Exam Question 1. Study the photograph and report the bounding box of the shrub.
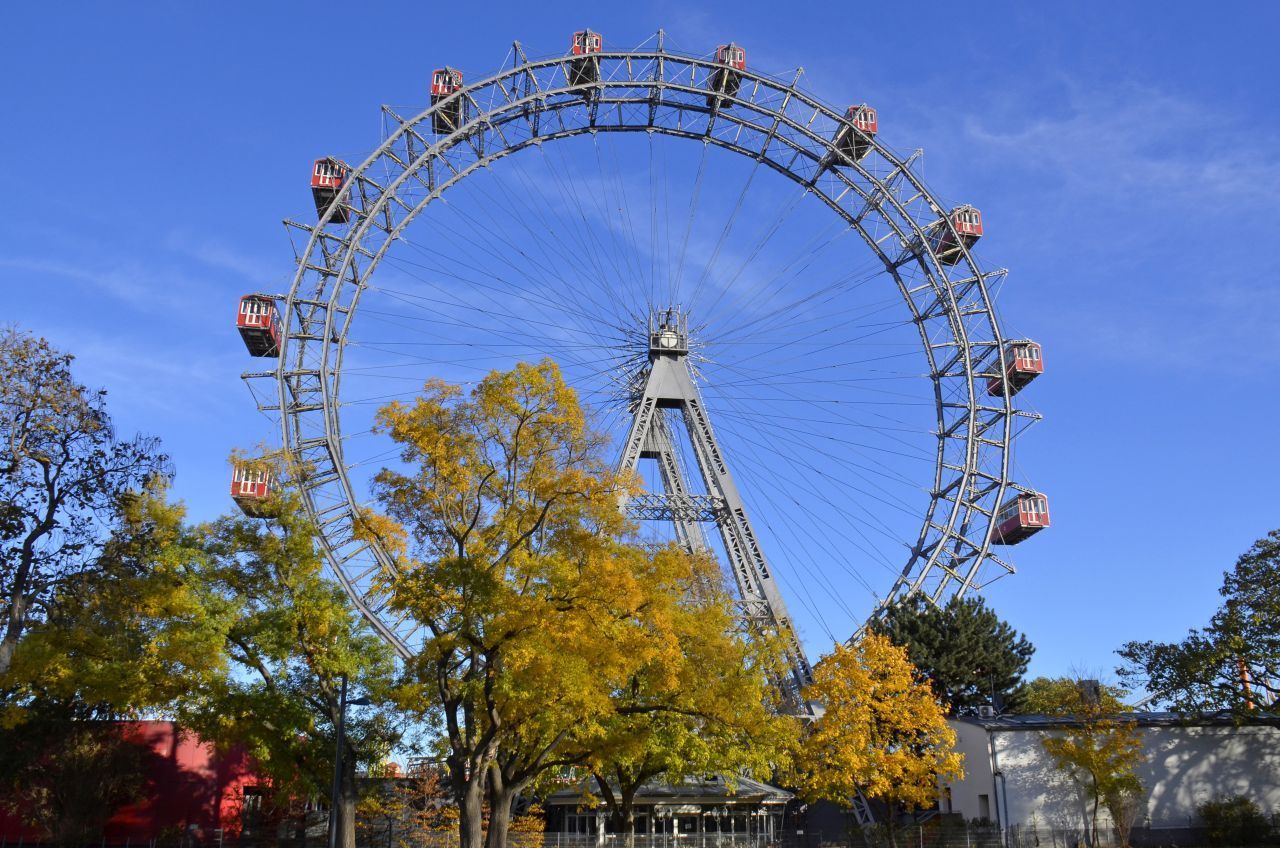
[1197,795,1273,847]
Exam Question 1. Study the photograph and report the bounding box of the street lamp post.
[328,674,373,848]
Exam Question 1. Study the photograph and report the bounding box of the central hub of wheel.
[648,307,690,357]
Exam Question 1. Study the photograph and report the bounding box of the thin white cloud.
[963,81,1280,209]
[164,231,281,287]
[0,256,194,310]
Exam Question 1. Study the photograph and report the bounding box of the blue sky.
[4,2,1279,687]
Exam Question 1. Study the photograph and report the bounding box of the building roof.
[545,774,793,807]
[954,710,1280,731]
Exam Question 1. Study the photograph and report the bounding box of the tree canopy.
[368,360,789,848]
[789,632,963,815]
[869,593,1034,716]
[177,480,404,848]
[1118,529,1280,715]
[1019,677,1145,847]
[1,328,170,680]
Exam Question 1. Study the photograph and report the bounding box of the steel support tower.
[617,308,815,713]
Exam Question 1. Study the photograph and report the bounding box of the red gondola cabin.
[231,463,275,517]
[431,68,465,135]
[928,205,983,265]
[311,157,351,224]
[706,44,746,109]
[987,340,1043,397]
[833,104,878,162]
[568,30,603,87]
[992,492,1049,544]
[236,295,281,358]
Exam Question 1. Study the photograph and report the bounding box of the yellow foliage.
[364,360,786,848]
[791,632,963,811]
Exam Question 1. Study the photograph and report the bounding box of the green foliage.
[1,327,170,680]
[4,480,227,722]
[1018,677,1130,714]
[1119,530,1280,715]
[0,707,150,847]
[870,594,1034,715]
[178,480,403,845]
[1197,795,1274,847]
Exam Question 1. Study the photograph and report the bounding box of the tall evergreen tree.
[869,594,1034,715]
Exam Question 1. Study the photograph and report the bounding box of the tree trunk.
[0,548,35,676]
[619,784,639,847]
[485,770,514,848]
[593,774,623,834]
[0,593,27,676]
[455,768,486,848]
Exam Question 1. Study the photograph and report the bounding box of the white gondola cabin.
[833,104,878,162]
[992,492,1049,544]
[231,463,276,517]
[430,68,465,135]
[706,43,746,109]
[928,205,983,265]
[568,29,603,88]
[236,295,281,358]
[311,157,351,223]
[987,340,1043,397]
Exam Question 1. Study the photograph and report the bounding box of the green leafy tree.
[4,479,226,718]
[0,332,221,841]
[1,327,169,679]
[870,594,1034,715]
[179,482,403,848]
[0,708,152,847]
[1020,678,1145,847]
[1119,530,1280,715]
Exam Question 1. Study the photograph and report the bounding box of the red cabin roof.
[846,104,878,135]
[572,30,602,55]
[311,157,348,190]
[715,44,746,70]
[431,68,463,97]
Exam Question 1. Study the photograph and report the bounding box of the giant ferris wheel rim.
[263,39,1023,660]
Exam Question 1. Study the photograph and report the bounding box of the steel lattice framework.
[243,35,1038,671]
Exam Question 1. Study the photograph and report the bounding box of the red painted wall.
[0,721,259,842]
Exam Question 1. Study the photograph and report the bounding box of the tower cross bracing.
[617,309,815,710]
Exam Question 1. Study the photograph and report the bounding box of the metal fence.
[0,825,1247,848]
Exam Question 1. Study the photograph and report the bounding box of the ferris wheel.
[234,30,1048,703]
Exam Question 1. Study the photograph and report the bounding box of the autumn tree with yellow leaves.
[1020,678,1145,847]
[789,633,963,841]
[584,549,797,838]
[365,360,790,848]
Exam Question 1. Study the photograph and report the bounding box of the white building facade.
[942,713,1280,844]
